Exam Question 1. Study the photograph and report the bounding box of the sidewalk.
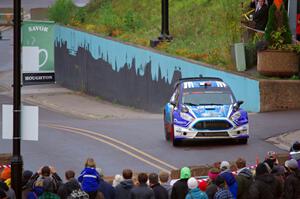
[0,70,161,120]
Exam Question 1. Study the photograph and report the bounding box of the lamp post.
[150,0,172,47]
[11,0,23,198]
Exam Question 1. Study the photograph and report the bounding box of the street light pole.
[150,0,172,47]
[11,0,23,198]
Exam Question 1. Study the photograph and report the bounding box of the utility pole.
[11,0,23,198]
[150,0,172,47]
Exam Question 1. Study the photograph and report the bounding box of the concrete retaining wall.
[260,80,300,112]
[54,25,260,113]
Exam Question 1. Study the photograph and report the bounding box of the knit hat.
[187,177,198,190]
[285,159,298,170]
[208,168,220,181]
[0,167,11,180]
[220,161,230,170]
[198,180,208,191]
[291,141,300,152]
[180,167,191,179]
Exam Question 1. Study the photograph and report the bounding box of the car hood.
[186,105,230,118]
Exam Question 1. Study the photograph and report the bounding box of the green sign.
[22,20,54,72]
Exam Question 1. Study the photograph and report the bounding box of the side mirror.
[233,100,244,111]
[170,100,176,107]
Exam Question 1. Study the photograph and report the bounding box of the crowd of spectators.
[0,141,300,199]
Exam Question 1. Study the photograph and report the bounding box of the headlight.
[230,111,241,121]
[180,112,194,122]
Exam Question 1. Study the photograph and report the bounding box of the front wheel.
[172,138,180,147]
[239,138,248,144]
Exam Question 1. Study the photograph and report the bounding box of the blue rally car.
[163,77,249,146]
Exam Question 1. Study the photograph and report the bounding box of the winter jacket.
[98,178,115,199]
[235,168,253,199]
[151,183,168,199]
[171,179,189,199]
[115,179,134,199]
[130,183,155,199]
[205,182,218,199]
[161,183,172,199]
[57,178,81,199]
[283,169,300,199]
[78,167,100,192]
[214,188,233,199]
[185,188,208,199]
[248,173,282,199]
[219,170,237,199]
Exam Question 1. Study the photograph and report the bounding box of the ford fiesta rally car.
[163,77,249,146]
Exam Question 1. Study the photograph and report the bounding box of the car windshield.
[182,91,234,105]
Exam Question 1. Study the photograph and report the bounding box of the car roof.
[175,77,231,90]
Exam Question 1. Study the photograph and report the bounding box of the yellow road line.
[46,124,178,172]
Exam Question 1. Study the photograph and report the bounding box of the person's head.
[220,161,230,171]
[159,171,170,183]
[285,159,299,171]
[137,173,148,184]
[236,157,246,169]
[180,167,191,179]
[122,169,133,180]
[215,175,226,188]
[22,170,33,186]
[65,170,75,180]
[187,177,198,190]
[199,180,208,191]
[255,162,269,176]
[113,174,124,187]
[258,0,265,6]
[148,173,159,185]
[265,151,277,164]
[0,167,11,181]
[208,167,220,182]
[85,158,96,168]
[291,141,300,152]
[43,177,55,192]
[41,166,51,177]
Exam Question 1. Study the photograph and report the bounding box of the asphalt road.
[1,93,300,177]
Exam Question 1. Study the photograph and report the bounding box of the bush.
[48,0,76,24]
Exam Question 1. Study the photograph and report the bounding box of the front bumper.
[173,119,249,140]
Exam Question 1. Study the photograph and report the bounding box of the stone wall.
[260,80,300,112]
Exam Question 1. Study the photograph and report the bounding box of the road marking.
[45,124,178,172]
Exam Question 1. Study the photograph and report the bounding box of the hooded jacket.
[248,173,282,199]
[115,179,134,199]
[185,187,208,199]
[171,167,191,199]
[219,169,237,199]
[283,169,300,199]
[236,168,253,199]
[78,167,100,192]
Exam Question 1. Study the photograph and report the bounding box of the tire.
[163,112,171,141]
[172,139,180,147]
[239,138,248,144]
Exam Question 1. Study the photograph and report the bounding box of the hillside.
[49,0,249,70]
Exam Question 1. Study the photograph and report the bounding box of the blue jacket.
[219,170,238,199]
[78,167,100,192]
[185,188,208,199]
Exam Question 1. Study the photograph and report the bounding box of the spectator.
[78,158,101,199]
[289,141,300,168]
[283,159,300,199]
[214,175,233,199]
[205,168,220,199]
[185,177,208,199]
[0,167,15,199]
[271,165,286,193]
[149,172,168,199]
[112,174,123,187]
[115,169,134,199]
[0,181,15,199]
[250,0,273,8]
[159,171,172,198]
[251,0,269,31]
[198,180,207,192]
[130,172,154,199]
[265,151,279,166]
[248,162,282,199]
[57,170,86,199]
[22,170,33,199]
[38,177,60,199]
[171,167,191,199]
[235,157,253,199]
[97,168,116,199]
[219,161,238,199]
[0,189,7,199]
